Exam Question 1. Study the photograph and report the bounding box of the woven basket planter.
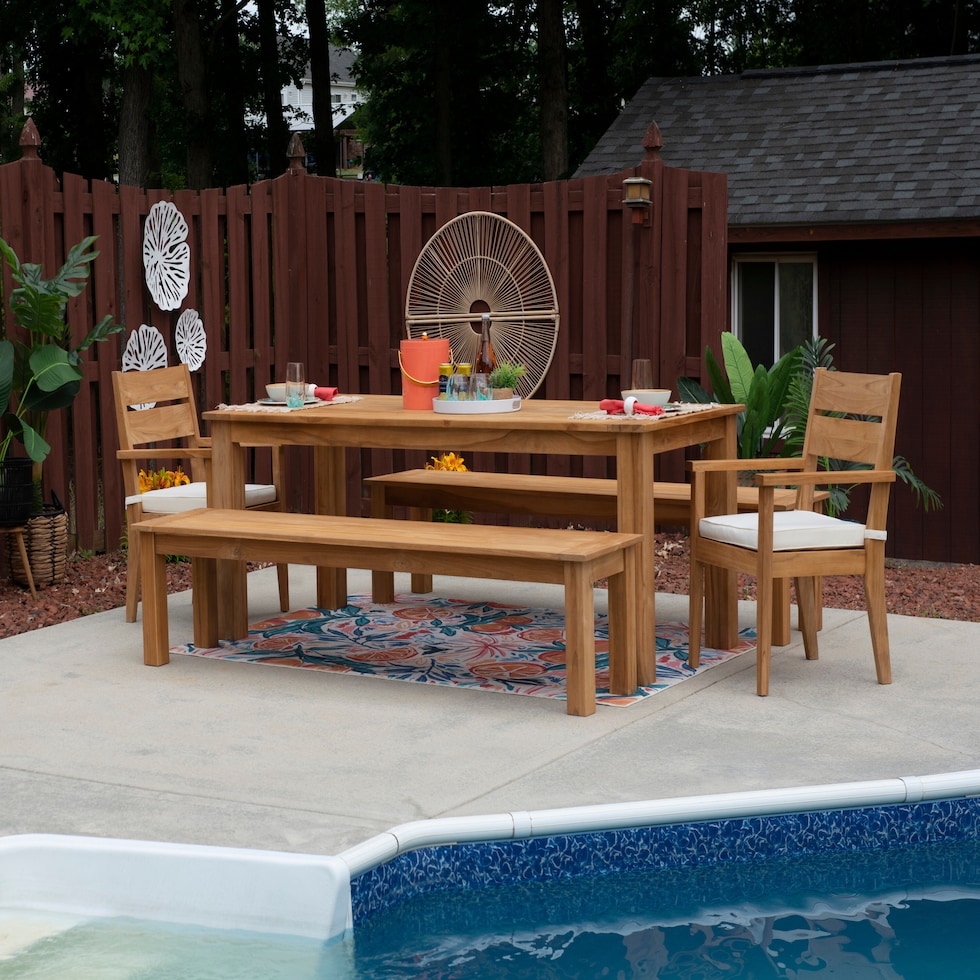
[10,496,68,587]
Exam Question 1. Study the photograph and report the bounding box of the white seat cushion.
[126,482,277,514]
[699,509,868,552]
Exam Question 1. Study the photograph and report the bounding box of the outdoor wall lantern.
[622,177,652,225]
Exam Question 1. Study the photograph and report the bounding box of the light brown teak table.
[202,395,742,687]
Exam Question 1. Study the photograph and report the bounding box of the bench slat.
[365,470,802,525]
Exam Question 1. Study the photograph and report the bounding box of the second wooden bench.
[366,469,821,644]
[135,508,642,717]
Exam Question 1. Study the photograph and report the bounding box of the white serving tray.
[432,396,522,415]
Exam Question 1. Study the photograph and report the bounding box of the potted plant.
[488,361,526,399]
[0,235,122,574]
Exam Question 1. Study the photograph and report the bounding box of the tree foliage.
[2,1,979,187]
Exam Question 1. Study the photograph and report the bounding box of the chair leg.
[126,517,141,623]
[795,576,819,660]
[756,574,773,697]
[688,559,704,669]
[864,551,892,685]
[276,564,289,611]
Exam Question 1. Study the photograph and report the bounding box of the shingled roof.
[575,54,980,228]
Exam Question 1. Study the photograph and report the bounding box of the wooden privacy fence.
[0,124,727,556]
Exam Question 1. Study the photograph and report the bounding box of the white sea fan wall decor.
[175,308,207,371]
[143,201,190,311]
[121,324,169,409]
[123,324,168,372]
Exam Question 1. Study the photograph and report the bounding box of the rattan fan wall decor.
[405,211,559,399]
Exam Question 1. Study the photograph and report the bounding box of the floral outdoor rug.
[172,595,756,707]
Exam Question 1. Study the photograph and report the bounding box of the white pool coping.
[338,767,980,877]
[0,834,352,942]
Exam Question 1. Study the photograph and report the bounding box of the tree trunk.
[537,0,569,181]
[215,0,250,186]
[257,0,289,176]
[433,0,454,185]
[117,62,153,187]
[173,0,213,188]
[306,0,337,177]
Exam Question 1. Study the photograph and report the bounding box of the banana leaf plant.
[781,336,942,515]
[678,332,941,516]
[0,236,123,495]
[677,331,802,458]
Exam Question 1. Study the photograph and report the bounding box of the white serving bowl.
[621,388,671,406]
[266,383,287,401]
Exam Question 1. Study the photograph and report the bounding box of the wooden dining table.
[202,395,742,687]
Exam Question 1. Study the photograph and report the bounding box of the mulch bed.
[0,533,977,640]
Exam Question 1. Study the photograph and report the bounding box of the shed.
[577,54,980,565]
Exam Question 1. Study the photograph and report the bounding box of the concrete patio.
[1,564,977,859]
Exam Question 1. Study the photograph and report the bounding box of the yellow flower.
[138,466,191,492]
[425,452,467,472]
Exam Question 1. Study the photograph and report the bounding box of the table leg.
[606,552,637,696]
[617,432,656,686]
[211,426,248,639]
[140,529,170,667]
[315,445,348,608]
[703,416,738,649]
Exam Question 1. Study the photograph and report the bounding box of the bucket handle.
[397,350,440,387]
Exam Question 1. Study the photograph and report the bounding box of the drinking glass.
[448,373,470,401]
[631,358,654,390]
[471,373,491,401]
[285,362,306,408]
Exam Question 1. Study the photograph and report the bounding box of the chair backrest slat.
[799,368,902,528]
[802,369,901,472]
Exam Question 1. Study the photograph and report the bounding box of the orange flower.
[425,452,467,472]
[138,466,191,493]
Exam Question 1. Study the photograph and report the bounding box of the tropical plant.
[782,336,942,515]
[679,332,941,516]
[0,236,123,481]
[677,331,802,459]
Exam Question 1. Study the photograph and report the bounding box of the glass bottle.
[474,313,497,376]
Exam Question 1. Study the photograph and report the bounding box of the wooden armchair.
[112,364,289,622]
[688,368,902,696]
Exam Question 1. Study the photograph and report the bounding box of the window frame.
[731,253,818,364]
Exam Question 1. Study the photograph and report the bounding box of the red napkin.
[599,398,664,416]
[314,386,339,401]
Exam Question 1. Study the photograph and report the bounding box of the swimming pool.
[3,769,979,976]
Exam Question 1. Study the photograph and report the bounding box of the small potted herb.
[488,361,526,399]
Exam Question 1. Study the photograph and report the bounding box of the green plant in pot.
[0,235,123,523]
[488,361,526,398]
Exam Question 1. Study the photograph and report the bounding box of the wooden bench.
[135,508,642,717]
[366,469,814,633]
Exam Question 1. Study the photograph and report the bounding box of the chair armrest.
[117,448,213,461]
[687,457,805,474]
[755,469,896,487]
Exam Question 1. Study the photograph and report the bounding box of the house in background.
[576,54,980,564]
[281,45,364,177]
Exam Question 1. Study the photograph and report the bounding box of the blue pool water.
[347,795,980,978]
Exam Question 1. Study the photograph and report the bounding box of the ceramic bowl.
[621,388,671,406]
[265,383,287,401]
